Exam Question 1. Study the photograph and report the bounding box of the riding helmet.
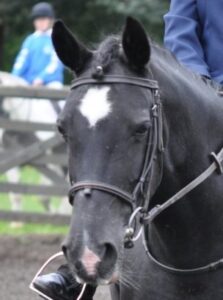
[31,2,55,19]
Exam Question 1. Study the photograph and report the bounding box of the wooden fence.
[0,85,71,225]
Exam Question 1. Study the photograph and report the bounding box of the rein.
[68,67,223,275]
[142,148,223,274]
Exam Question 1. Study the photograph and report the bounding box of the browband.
[71,75,159,90]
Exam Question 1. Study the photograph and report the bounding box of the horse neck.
[149,55,223,268]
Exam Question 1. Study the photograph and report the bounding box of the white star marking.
[79,86,112,127]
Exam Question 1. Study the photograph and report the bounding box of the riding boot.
[33,264,97,300]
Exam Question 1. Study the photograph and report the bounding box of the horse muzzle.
[62,240,118,284]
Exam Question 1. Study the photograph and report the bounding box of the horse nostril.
[104,243,117,260]
[99,243,117,275]
[61,244,68,258]
[75,260,83,272]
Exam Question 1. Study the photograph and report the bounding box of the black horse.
[52,17,223,300]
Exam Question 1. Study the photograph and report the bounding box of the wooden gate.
[0,85,71,225]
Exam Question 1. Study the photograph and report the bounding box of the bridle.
[69,68,163,216]
[68,66,223,275]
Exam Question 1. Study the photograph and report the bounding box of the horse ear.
[122,17,150,68]
[52,20,92,73]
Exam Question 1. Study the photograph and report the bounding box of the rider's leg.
[33,264,97,300]
[201,75,223,96]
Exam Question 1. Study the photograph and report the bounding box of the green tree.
[0,0,169,73]
[91,0,168,40]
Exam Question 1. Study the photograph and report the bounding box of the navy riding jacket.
[164,0,223,84]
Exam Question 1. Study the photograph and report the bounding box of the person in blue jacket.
[164,0,223,88]
[12,2,63,87]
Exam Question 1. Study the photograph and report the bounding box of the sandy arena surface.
[0,235,111,300]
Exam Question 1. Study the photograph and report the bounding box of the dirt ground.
[0,235,111,300]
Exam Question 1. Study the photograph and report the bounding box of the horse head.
[52,17,163,285]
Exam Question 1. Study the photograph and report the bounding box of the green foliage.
[0,166,68,235]
[0,221,68,235]
[91,0,168,39]
[0,0,169,75]
[0,166,62,212]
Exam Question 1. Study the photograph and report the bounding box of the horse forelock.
[92,36,121,72]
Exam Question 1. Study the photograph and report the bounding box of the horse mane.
[93,35,200,80]
[91,34,219,103]
[151,42,206,85]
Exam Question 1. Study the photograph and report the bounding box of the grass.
[0,221,68,235]
[0,166,62,212]
[0,166,69,235]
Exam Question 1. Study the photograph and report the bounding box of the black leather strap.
[143,147,223,224]
[143,229,223,274]
[142,147,223,274]
[71,75,159,90]
[69,181,134,210]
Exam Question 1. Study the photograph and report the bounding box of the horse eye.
[135,122,150,136]
[57,120,67,140]
[57,123,65,136]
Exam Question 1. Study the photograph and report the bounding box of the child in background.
[12,2,64,87]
